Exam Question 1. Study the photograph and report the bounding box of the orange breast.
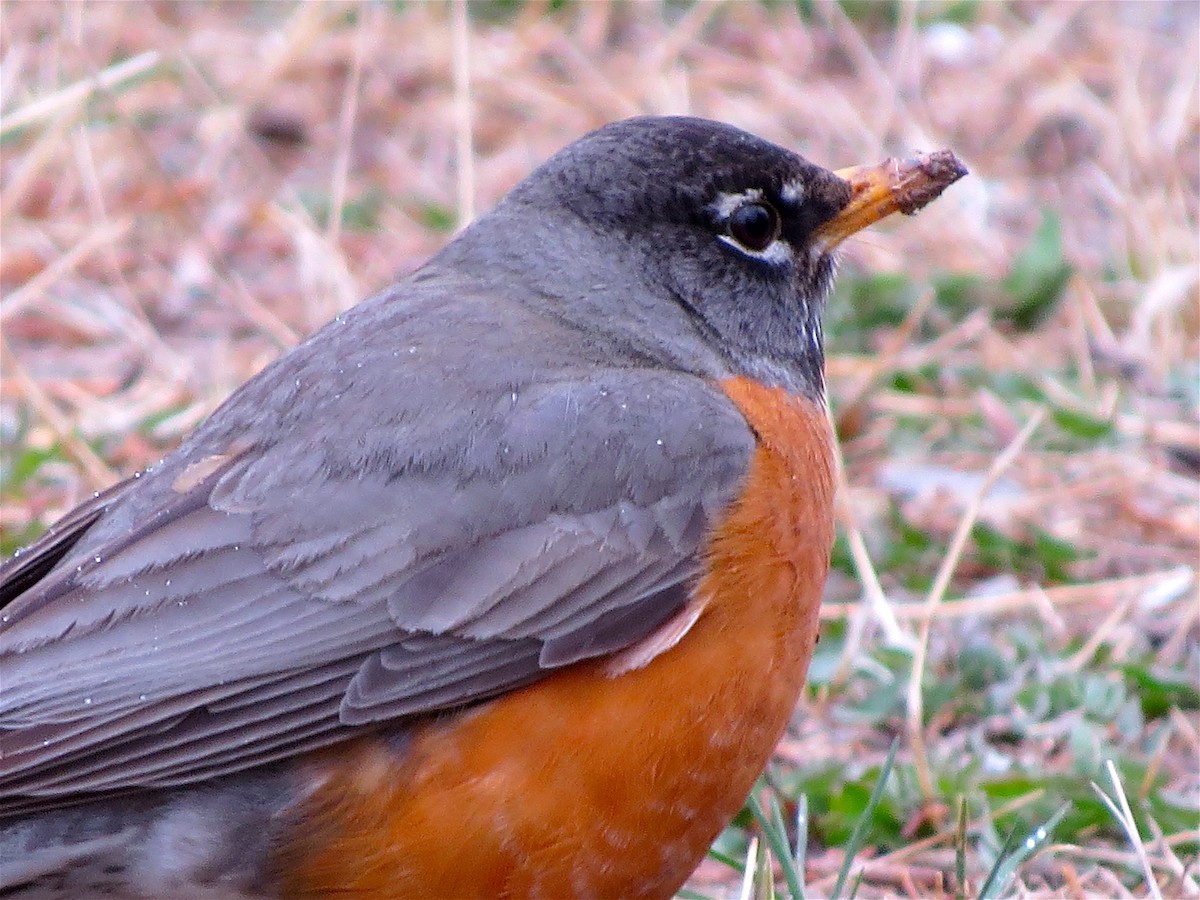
[276,377,836,899]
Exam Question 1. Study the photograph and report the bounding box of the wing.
[0,479,136,608]
[0,337,754,813]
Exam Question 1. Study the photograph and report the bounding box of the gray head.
[430,116,855,397]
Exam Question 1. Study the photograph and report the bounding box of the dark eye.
[727,202,781,252]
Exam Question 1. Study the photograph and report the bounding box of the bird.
[0,116,965,899]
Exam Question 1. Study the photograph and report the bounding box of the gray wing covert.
[0,370,754,810]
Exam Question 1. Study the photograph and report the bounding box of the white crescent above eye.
[779,178,806,205]
[709,188,765,220]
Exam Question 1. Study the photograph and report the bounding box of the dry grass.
[1,2,1196,897]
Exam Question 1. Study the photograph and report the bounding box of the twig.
[827,402,911,650]
[1064,596,1135,671]
[818,567,1196,621]
[0,104,75,222]
[0,50,162,140]
[836,285,936,423]
[0,219,132,321]
[451,0,475,227]
[739,837,759,900]
[0,336,117,490]
[1091,759,1164,900]
[907,407,1047,800]
[326,0,371,253]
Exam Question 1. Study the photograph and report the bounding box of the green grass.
[1,2,1195,898]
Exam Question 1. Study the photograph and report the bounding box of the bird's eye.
[727,202,781,252]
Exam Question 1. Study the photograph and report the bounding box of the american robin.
[0,116,965,899]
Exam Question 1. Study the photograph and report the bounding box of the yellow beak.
[815,150,968,248]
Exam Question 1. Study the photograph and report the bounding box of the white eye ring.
[710,189,792,263]
[717,233,792,263]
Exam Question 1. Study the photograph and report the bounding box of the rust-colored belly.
[276,379,835,899]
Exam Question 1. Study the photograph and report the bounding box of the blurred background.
[1,2,1196,897]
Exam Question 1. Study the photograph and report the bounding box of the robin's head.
[434,116,964,397]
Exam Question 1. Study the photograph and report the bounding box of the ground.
[1,2,1196,898]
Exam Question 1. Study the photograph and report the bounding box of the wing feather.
[1,366,755,811]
